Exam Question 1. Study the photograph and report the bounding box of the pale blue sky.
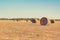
[0,0,60,19]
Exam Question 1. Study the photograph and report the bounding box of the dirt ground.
[0,20,60,40]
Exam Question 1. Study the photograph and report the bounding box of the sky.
[0,0,60,19]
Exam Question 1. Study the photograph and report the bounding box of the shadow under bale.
[50,19,54,23]
[30,18,36,23]
[40,17,48,25]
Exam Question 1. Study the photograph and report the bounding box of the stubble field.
[0,20,60,40]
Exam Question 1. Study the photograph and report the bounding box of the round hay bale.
[30,18,36,23]
[50,19,54,23]
[40,17,48,25]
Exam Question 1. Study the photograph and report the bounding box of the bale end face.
[40,17,48,25]
[30,19,36,23]
[50,20,54,23]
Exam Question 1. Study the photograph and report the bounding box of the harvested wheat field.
[0,19,60,40]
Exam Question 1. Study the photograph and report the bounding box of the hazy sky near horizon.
[0,0,60,19]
